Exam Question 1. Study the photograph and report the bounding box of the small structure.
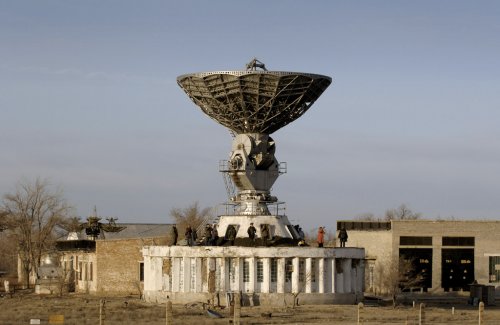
[143,60,365,305]
[35,255,63,294]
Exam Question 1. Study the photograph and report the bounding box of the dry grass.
[0,291,499,324]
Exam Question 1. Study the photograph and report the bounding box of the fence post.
[166,299,173,325]
[478,301,484,325]
[419,303,425,325]
[99,299,106,325]
[233,292,241,325]
[357,302,363,324]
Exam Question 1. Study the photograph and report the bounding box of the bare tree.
[384,204,421,221]
[58,216,83,233]
[0,231,18,276]
[354,212,379,221]
[376,256,423,307]
[1,178,72,288]
[0,210,8,232]
[170,201,211,238]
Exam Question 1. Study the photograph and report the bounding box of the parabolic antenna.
[177,59,332,239]
[177,64,332,134]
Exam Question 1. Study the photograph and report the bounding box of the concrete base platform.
[142,246,365,306]
[144,291,364,306]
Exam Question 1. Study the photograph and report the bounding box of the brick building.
[55,223,171,295]
[336,220,500,294]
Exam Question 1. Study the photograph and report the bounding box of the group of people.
[246,223,271,246]
[317,226,348,248]
[171,223,348,247]
[203,223,219,245]
[183,224,219,246]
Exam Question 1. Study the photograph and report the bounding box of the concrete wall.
[96,236,167,295]
[144,291,363,306]
[342,229,393,294]
[392,220,500,289]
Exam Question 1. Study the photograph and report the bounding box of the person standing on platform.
[211,224,219,246]
[338,227,348,247]
[171,224,178,245]
[317,226,325,247]
[247,223,257,245]
[204,224,212,245]
[191,227,198,246]
[261,224,270,247]
[185,226,193,246]
[227,225,237,246]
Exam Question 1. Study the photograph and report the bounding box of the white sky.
[1,1,499,231]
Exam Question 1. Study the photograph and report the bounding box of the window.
[311,259,316,283]
[89,262,93,281]
[442,237,475,246]
[299,259,305,282]
[489,256,500,283]
[271,258,277,283]
[179,259,184,289]
[78,262,82,280]
[337,221,391,231]
[285,259,292,282]
[400,236,432,246]
[243,260,250,283]
[139,262,144,282]
[257,260,264,283]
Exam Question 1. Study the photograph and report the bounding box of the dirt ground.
[0,291,499,324]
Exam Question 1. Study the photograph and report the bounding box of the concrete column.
[343,259,352,293]
[234,258,241,292]
[332,258,337,293]
[352,263,357,293]
[432,236,442,291]
[277,258,286,293]
[318,258,325,293]
[262,258,271,293]
[172,258,180,292]
[248,258,255,293]
[305,258,312,293]
[219,258,226,292]
[142,255,152,291]
[217,257,229,292]
[357,259,365,293]
[292,257,300,293]
[183,257,190,293]
[195,258,203,292]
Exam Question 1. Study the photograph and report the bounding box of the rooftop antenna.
[245,57,267,71]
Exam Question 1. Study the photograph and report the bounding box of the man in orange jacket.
[317,226,325,247]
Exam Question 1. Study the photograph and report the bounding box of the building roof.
[63,223,173,241]
[102,223,172,239]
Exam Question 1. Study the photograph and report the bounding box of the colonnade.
[158,255,362,294]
